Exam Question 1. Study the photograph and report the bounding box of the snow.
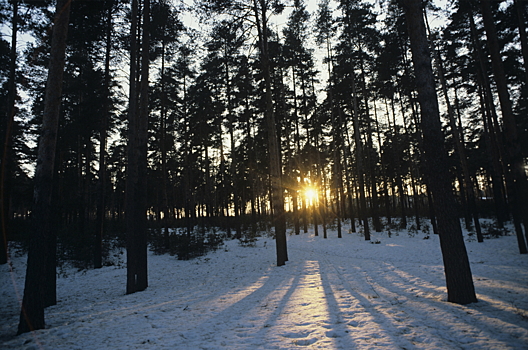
[2,224,528,349]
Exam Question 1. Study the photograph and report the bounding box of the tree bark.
[126,0,140,294]
[226,56,241,239]
[253,0,287,266]
[359,56,381,233]
[402,0,477,304]
[1,0,18,265]
[350,70,370,240]
[95,2,113,269]
[126,0,149,294]
[136,0,149,289]
[18,0,71,334]
[160,34,171,248]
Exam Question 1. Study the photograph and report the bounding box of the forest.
[0,0,527,337]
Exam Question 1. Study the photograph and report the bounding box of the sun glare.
[304,187,318,205]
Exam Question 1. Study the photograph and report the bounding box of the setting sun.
[304,187,318,205]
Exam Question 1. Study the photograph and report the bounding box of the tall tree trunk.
[402,0,477,304]
[332,144,342,239]
[314,134,327,238]
[381,99,393,226]
[160,37,171,248]
[95,3,112,268]
[394,95,408,230]
[289,155,301,235]
[245,114,257,236]
[136,0,150,288]
[126,0,140,293]
[321,25,336,235]
[312,143,319,237]
[229,117,241,238]
[341,125,357,234]
[480,0,528,254]
[126,0,149,294]
[290,67,302,235]
[350,70,370,240]
[359,55,381,233]
[254,0,287,265]
[226,58,241,239]
[17,0,71,334]
[332,106,343,239]
[322,166,328,239]
[1,0,18,265]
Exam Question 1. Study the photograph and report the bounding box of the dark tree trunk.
[160,38,171,249]
[322,170,328,239]
[229,120,241,238]
[374,101,392,228]
[293,189,300,235]
[480,0,528,254]
[246,116,258,236]
[1,0,18,265]
[331,106,343,239]
[359,57,381,233]
[315,135,327,238]
[126,0,140,294]
[288,152,300,235]
[302,182,309,233]
[254,0,287,266]
[332,147,342,239]
[402,0,477,304]
[227,93,241,239]
[350,71,370,240]
[136,0,150,289]
[126,0,149,294]
[396,176,407,229]
[341,132,356,234]
[95,4,113,269]
[18,0,71,334]
[291,67,302,236]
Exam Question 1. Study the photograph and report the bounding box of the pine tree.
[401,0,477,305]
[149,0,183,249]
[201,0,288,266]
[282,0,318,236]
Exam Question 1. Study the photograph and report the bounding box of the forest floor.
[1,220,528,349]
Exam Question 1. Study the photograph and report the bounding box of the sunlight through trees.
[1,0,527,333]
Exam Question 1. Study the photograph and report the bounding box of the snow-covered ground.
[1,224,528,349]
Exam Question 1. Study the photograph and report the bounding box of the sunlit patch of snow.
[1,225,527,349]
